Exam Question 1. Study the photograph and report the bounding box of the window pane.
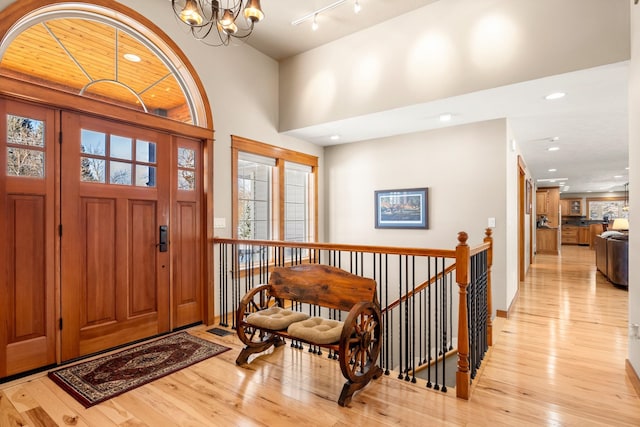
[81,157,105,182]
[238,159,272,240]
[178,169,195,190]
[110,135,132,160]
[81,129,105,155]
[110,161,132,185]
[254,220,269,240]
[238,202,272,240]
[254,180,269,200]
[588,200,628,221]
[136,140,156,163]
[178,147,195,169]
[7,147,44,177]
[136,165,156,187]
[284,166,309,242]
[7,115,44,147]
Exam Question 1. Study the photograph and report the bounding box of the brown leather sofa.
[594,234,628,287]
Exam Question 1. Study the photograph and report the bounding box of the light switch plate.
[214,217,226,228]
[488,217,496,228]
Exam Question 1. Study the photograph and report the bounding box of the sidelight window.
[6,114,45,178]
[177,147,196,191]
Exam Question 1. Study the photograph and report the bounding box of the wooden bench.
[235,264,383,407]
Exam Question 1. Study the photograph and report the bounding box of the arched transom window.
[0,3,206,126]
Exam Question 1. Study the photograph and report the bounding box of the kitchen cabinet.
[562,226,579,244]
[579,227,589,245]
[536,190,548,215]
[537,228,559,255]
[560,198,582,216]
[561,225,590,245]
[537,187,560,227]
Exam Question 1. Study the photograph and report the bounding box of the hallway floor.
[1,245,639,426]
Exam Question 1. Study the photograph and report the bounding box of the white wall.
[324,119,516,313]
[279,0,629,132]
[628,0,640,375]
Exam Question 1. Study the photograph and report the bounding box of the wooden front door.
[1,101,206,375]
[60,113,172,361]
[0,100,56,377]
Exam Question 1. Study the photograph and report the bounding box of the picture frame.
[375,188,428,229]
[526,179,532,214]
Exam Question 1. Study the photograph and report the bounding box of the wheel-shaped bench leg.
[338,302,383,406]
[236,287,285,365]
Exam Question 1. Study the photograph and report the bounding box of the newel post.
[455,231,471,399]
[484,228,494,347]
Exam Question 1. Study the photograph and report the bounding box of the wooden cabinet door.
[536,190,548,215]
[0,100,56,377]
[579,227,590,245]
[570,200,582,216]
[60,113,171,360]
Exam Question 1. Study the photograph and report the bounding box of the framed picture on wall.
[375,188,428,229]
[526,179,532,214]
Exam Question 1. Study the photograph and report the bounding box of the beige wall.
[629,0,639,375]
[324,119,517,313]
[279,0,629,132]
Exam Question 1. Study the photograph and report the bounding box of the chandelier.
[172,0,265,46]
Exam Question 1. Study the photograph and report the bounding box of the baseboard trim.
[626,359,640,398]
[496,288,520,319]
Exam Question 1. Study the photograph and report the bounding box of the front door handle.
[158,225,168,252]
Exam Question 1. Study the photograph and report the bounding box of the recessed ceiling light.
[124,53,141,62]
[550,136,559,141]
[537,178,568,182]
[614,175,623,178]
[548,146,560,151]
[439,113,452,122]
[545,92,566,100]
[586,190,592,193]
[626,166,630,170]
[548,168,557,172]
[330,134,340,141]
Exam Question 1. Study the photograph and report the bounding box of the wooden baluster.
[455,231,471,399]
[484,228,494,347]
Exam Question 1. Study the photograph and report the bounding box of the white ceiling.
[194,0,630,195]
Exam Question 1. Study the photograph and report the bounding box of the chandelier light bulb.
[179,0,203,26]
[312,14,319,31]
[354,0,361,14]
[244,0,265,22]
[218,9,235,28]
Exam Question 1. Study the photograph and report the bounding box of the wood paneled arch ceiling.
[0,17,192,123]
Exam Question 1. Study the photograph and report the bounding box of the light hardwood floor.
[1,245,639,426]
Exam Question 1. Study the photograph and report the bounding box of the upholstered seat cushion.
[287,317,344,344]
[246,307,310,330]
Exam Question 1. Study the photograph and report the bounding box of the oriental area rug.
[48,332,230,407]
